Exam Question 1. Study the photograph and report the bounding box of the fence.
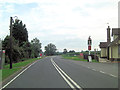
[83,54,99,62]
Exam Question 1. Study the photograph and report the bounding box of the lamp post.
[9,16,18,69]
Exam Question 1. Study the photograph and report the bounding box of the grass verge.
[2,68,21,80]
[63,55,88,61]
[2,58,41,80]
[3,58,39,69]
[62,55,99,62]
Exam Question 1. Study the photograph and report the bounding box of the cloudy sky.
[0,0,119,52]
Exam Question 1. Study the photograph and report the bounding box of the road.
[2,56,119,89]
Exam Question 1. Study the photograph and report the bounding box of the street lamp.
[9,16,19,69]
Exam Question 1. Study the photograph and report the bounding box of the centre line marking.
[51,60,74,88]
[51,58,82,90]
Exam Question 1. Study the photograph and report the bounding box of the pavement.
[2,56,119,89]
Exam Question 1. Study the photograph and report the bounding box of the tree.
[63,48,67,54]
[31,38,41,58]
[2,35,22,63]
[44,43,57,56]
[22,41,32,58]
[69,50,75,53]
[12,20,28,46]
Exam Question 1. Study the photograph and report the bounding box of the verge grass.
[3,58,39,69]
[2,68,20,80]
[62,55,99,62]
[2,58,40,80]
[63,55,88,61]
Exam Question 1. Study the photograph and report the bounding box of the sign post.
[2,50,5,68]
[0,39,2,69]
[0,38,2,89]
[0,48,1,88]
[40,53,42,58]
[88,36,92,62]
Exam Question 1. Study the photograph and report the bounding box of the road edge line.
[1,60,38,89]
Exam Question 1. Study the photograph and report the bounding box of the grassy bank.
[63,55,88,61]
[2,58,41,80]
[62,55,98,62]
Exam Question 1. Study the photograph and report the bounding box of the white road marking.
[92,69,96,71]
[87,67,117,78]
[109,74,117,77]
[1,60,38,90]
[87,67,90,69]
[51,60,75,88]
[99,71,105,74]
[51,58,82,90]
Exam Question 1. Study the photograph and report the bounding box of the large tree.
[31,38,41,58]
[12,20,28,46]
[63,48,67,54]
[44,43,57,56]
[22,41,32,58]
[69,50,75,53]
[2,35,22,63]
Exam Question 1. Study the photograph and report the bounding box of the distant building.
[99,26,120,61]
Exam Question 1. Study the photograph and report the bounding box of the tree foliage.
[63,48,67,54]
[2,35,22,63]
[2,19,42,64]
[31,38,41,58]
[69,50,75,53]
[44,43,57,56]
[12,20,28,46]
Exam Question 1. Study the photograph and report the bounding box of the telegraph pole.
[10,17,13,69]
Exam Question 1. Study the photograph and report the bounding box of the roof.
[108,37,120,46]
[112,28,120,36]
[99,42,109,48]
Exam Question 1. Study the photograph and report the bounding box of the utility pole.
[10,17,13,69]
[94,49,96,60]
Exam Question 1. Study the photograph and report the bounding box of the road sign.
[3,50,5,53]
[88,36,92,50]
[40,53,42,56]
[88,36,92,46]
[88,46,91,50]
[88,36,92,62]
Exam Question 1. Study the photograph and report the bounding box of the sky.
[0,0,119,52]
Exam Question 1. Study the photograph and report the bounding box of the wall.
[109,47,111,58]
[101,48,107,57]
[112,45,118,58]
[119,40,120,44]
[113,35,118,40]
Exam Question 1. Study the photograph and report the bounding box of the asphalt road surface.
[3,56,119,89]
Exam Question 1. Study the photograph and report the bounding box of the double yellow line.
[51,58,82,90]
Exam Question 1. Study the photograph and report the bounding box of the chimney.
[107,26,111,43]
